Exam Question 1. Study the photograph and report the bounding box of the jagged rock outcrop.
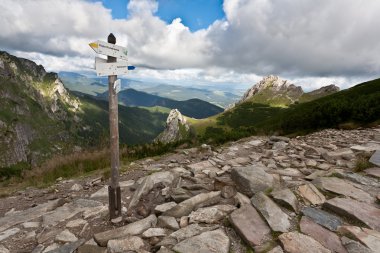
[155,109,190,144]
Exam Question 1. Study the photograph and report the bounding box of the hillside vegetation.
[0,51,167,179]
[194,78,380,143]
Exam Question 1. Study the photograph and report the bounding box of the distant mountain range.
[97,88,224,119]
[59,72,240,108]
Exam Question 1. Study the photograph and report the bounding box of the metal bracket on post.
[108,186,121,219]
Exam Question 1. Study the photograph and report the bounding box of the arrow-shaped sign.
[95,57,129,76]
[89,40,128,61]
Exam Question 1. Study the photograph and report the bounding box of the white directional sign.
[89,40,128,61]
[114,79,121,94]
[95,57,128,76]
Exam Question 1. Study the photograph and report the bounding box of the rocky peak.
[156,109,190,144]
[240,75,303,103]
[0,51,46,82]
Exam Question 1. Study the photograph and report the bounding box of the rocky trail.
[0,127,380,253]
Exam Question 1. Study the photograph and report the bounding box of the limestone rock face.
[0,51,81,168]
[237,75,304,106]
[155,109,190,144]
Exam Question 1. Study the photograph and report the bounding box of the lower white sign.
[114,79,121,94]
[95,57,128,76]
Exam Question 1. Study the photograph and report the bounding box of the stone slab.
[300,216,347,253]
[324,197,380,231]
[229,205,272,247]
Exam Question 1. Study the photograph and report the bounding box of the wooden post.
[107,33,121,219]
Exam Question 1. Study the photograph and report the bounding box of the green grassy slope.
[73,92,167,145]
[194,78,380,143]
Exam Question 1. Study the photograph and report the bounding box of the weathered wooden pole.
[107,33,121,219]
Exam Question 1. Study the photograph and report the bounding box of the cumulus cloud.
[0,0,379,89]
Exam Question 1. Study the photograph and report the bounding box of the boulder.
[341,236,373,253]
[251,192,291,232]
[301,207,343,231]
[229,205,272,247]
[107,236,145,253]
[270,188,299,213]
[300,216,347,253]
[313,177,374,203]
[297,184,326,205]
[172,229,230,253]
[369,150,380,167]
[279,232,331,253]
[163,191,221,218]
[169,223,219,243]
[323,198,380,231]
[55,230,78,243]
[129,171,177,209]
[94,214,157,246]
[231,166,273,197]
[189,205,236,224]
[157,216,179,230]
[338,226,380,252]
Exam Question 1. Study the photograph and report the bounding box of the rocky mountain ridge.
[0,126,379,252]
[227,75,340,109]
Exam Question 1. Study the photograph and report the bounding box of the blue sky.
[99,0,225,31]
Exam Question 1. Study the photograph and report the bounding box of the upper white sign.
[89,40,128,61]
[95,57,129,76]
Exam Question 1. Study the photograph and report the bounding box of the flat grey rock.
[279,232,331,253]
[55,230,77,243]
[172,229,230,253]
[251,192,291,232]
[129,171,177,209]
[157,216,179,230]
[94,214,157,246]
[0,245,9,253]
[313,177,374,203]
[369,150,380,167]
[0,199,64,232]
[169,224,219,243]
[163,191,221,218]
[297,184,326,205]
[341,236,373,253]
[0,227,20,242]
[46,239,85,253]
[324,197,380,231]
[301,207,343,231]
[155,202,177,214]
[188,204,236,224]
[300,216,347,253]
[107,236,145,253]
[229,204,272,247]
[338,226,380,252]
[231,166,273,197]
[271,188,299,213]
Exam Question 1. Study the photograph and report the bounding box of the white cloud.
[0,0,379,91]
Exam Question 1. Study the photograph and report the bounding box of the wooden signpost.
[89,33,134,219]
